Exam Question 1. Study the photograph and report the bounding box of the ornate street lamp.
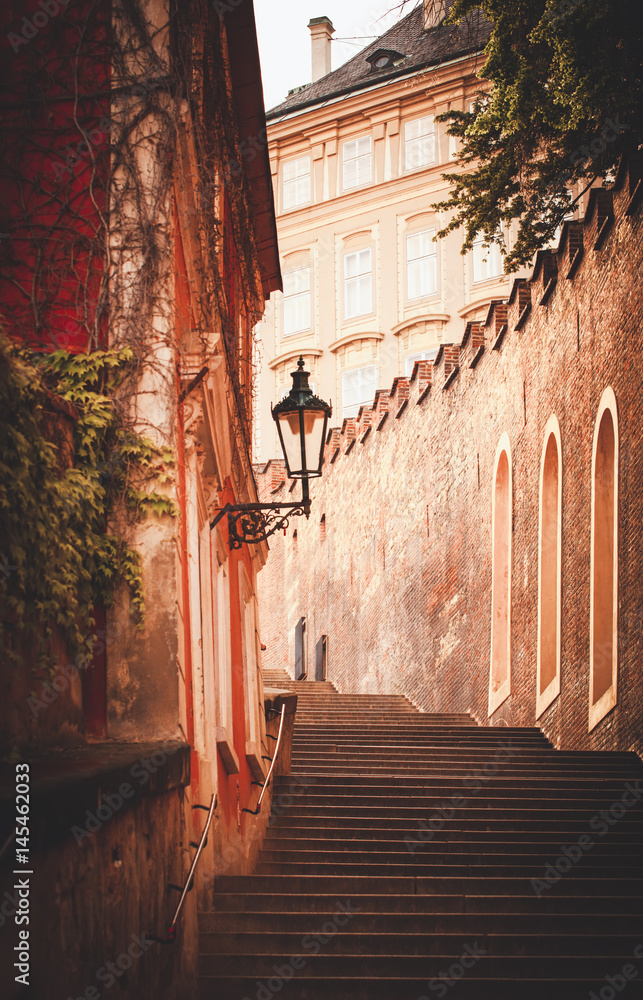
[210,357,332,549]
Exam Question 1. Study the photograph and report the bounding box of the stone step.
[201,909,643,934]
[264,828,643,845]
[293,725,483,732]
[198,976,641,1000]
[268,784,640,812]
[292,720,476,727]
[289,693,413,701]
[293,707,420,715]
[291,741,551,752]
[273,774,640,790]
[270,815,643,832]
[253,861,641,878]
[293,718,482,726]
[264,801,643,818]
[207,892,643,914]
[291,705,469,712]
[201,929,643,956]
[257,846,643,865]
[200,952,643,977]
[290,701,438,708]
[289,764,642,778]
[270,786,643,803]
[213,873,643,895]
[290,749,639,762]
[291,730,548,739]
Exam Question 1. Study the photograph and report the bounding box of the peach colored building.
[255,0,526,462]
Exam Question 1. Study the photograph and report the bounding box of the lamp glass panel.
[302,409,326,475]
[277,410,305,474]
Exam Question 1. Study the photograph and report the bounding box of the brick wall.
[257,156,643,754]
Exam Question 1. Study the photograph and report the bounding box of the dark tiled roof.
[267,2,490,120]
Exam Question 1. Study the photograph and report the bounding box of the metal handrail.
[243,702,286,816]
[150,703,286,941]
[151,791,217,944]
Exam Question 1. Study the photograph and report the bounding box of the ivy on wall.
[0,333,176,667]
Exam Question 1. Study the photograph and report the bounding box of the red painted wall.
[0,1,110,350]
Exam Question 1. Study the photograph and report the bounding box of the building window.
[406,229,437,299]
[282,155,311,211]
[342,136,372,190]
[537,416,562,719]
[489,433,512,716]
[589,388,619,731]
[283,266,311,336]
[404,116,435,171]
[315,634,328,681]
[344,248,372,319]
[472,233,504,283]
[366,48,404,71]
[342,364,378,419]
[404,349,438,378]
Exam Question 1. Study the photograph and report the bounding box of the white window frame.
[342,364,378,419]
[404,115,435,172]
[282,265,311,336]
[342,136,372,191]
[406,229,438,300]
[344,248,372,320]
[282,155,311,211]
[472,231,504,283]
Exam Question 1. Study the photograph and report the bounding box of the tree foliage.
[434,0,643,270]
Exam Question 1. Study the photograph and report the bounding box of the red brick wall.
[257,157,643,754]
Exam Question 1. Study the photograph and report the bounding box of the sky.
[254,0,418,111]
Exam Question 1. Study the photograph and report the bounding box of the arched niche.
[537,416,562,719]
[589,387,619,731]
[489,432,512,717]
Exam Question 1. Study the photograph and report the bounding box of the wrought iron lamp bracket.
[210,500,310,549]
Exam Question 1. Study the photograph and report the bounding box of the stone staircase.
[199,669,643,998]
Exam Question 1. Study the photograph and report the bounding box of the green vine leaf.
[0,332,176,666]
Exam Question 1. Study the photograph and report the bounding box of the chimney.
[423,0,447,30]
[308,17,335,82]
